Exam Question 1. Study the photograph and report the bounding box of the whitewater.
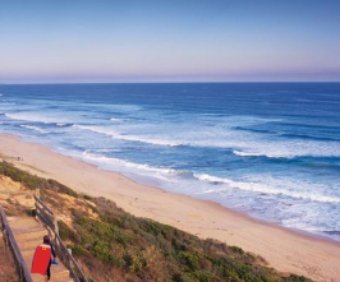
[0,83,339,240]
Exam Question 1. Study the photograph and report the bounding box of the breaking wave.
[20,125,50,134]
[5,112,68,124]
[194,173,340,204]
[72,125,183,147]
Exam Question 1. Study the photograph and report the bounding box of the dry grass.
[0,233,20,282]
[0,161,313,282]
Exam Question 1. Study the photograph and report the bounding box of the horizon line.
[1,80,340,86]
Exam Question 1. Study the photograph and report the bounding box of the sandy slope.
[1,134,339,281]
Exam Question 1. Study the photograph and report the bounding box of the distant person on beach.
[31,235,57,281]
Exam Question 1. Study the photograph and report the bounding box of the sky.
[0,0,340,83]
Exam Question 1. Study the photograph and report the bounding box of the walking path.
[7,216,73,282]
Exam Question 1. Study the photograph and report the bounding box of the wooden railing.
[34,194,88,282]
[0,206,33,282]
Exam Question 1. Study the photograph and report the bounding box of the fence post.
[35,188,40,200]
[54,218,59,237]
[34,189,39,220]
[53,217,59,252]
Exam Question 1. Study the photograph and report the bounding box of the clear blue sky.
[0,0,340,83]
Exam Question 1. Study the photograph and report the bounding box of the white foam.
[74,123,340,158]
[70,114,340,158]
[5,112,68,124]
[110,117,123,123]
[194,173,340,204]
[62,147,340,205]
[232,138,340,158]
[80,151,178,180]
[20,125,50,134]
[233,150,263,157]
[72,125,183,147]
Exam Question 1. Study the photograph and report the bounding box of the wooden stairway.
[7,216,73,282]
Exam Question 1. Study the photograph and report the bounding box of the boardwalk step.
[8,216,39,224]
[17,238,43,250]
[14,225,46,233]
[31,273,73,282]
[7,215,74,282]
[9,217,42,231]
[24,255,71,278]
[21,248,35,258]
[14,228,47,241]
[52,269,71,280]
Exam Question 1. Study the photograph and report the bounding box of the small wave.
[232,150,264,157]
[81,151,180,179]
[72,125,183,147]
[20,125,50,134]
[5,112,68,124]
[232,150,292,158]
[55,123,73,128]
[232,142,340,158]
[194,173,340,204]
[110,117,123,123]
[234,126,274,134]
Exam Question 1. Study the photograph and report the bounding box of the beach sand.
[1,133,339,281]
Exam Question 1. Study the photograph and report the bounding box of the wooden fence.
[0,206,33,282]
[34,195,88,282]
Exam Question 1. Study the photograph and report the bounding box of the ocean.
[0,83,339,240]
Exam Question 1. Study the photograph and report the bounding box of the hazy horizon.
[2,81,340,86]
[1,0,340,83]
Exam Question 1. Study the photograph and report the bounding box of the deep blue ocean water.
[0,83,339,240]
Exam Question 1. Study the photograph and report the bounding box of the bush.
[0,161,313,282]
[0,161,44,189]
[58,220,77,241]
[0,161,77,196]
[177,251,200,271]
[92,240,114,264]
[71,244,88,257]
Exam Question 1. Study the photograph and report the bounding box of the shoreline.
[1,133,340,281]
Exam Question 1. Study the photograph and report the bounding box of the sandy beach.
[1,133,339,281]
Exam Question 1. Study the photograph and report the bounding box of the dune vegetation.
[0,228,19,282]
[0,161,312,282]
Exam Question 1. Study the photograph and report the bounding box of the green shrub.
[58,220,78,241]
[193,271,218,282]
[0,161,314,282]
[71,244,88,257]
[284,275,313,282]
[92,240,114,264]
[230,246,244,255]
[131,252,147,275]
[177,251,200,271]
[0,161,77,196]
[0,161,44,189]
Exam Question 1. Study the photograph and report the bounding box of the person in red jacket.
[31,235,56,281]
[44,235,56,281]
